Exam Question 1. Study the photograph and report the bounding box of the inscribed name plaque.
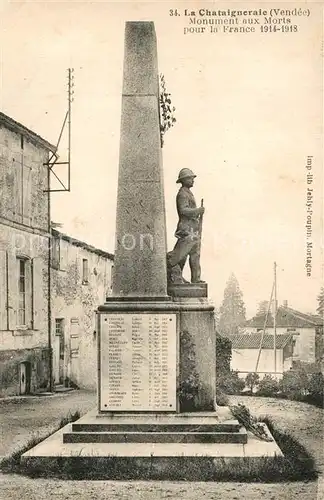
[99,313,177,411]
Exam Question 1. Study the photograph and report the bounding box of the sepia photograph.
[0,1,323,499]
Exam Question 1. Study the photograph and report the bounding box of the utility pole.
[44,68,74,192]
[67,68,74,191]
[274,261,277,378]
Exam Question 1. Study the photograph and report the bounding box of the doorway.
[54,318,65,384]
[19,362,31,394]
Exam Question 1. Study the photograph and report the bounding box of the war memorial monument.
[22,21,282,475]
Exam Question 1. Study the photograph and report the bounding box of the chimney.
[283,300,288,308]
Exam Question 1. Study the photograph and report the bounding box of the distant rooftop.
[0,111,57,153]
[51,228,114,261]
[246,305,323,328]
[230,333,293,350]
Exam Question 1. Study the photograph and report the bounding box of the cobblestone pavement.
[0,394,322,499]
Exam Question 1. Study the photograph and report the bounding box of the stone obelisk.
[98,21,215,414]
[98,22,178,413]
[113,22,168,299]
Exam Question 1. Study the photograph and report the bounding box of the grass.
[256,416,318,481]
[0,408,319,482]
[234,391,323,409]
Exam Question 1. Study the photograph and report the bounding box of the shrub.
[245,372,260,393]
[216,335,232,375]
[179,330,214,411]
[306,372,324,407]
[216,390,229,406]
[308,372,324,397]
[217,370,245,395]
[257,375,279,397]
[279,369,309,400]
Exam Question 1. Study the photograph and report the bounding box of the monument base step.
[72,407,241,433]
[63,429,247,444]
[72,422,241,433]
[21,408,283,479]
[65,408,246,444]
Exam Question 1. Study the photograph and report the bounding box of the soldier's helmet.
[176,168,197,183]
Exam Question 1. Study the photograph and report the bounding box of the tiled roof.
[51,229,114,261]
[230,333,293,350]
[246,306,323,328]
[0,111,57,153]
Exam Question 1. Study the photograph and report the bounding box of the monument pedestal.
[97,287,216,414]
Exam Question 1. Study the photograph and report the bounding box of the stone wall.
[0,124,51,396]
[0,347,51,397]
[231,347,285,379]
[51,234,113,389]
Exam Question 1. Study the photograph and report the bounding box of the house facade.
[0,112,55,396]
[230,333,294,380]
[245,303,323,367]
[51,230,114,390]
[0,112,114,396]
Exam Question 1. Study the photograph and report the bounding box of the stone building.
[245,303,323,367]
[0,112,55,396]
[0,111,114,396]
[51,229,113,390]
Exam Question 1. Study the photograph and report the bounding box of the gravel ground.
[0,476,321,500]
[0,394,323,499]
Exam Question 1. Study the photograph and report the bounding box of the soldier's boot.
[190,252,205,283]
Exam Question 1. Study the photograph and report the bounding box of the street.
[0,390,96,458]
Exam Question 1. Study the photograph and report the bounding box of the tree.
[316,287,324,317]
[219,273,246,336]
[256,300,270,316]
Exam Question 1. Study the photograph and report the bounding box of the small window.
[55,318,64,335]
[82,258,89,284]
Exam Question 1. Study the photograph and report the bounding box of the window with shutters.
[18,259,26,326]
[10,136,32,225]
[16,257,32,328]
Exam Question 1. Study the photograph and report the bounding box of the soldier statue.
[167,168,205,284]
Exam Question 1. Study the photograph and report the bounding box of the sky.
[0,1,322,317]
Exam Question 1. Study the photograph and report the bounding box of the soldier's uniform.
[167,170,203,283]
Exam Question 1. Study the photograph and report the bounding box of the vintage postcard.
[0,1,323,499]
